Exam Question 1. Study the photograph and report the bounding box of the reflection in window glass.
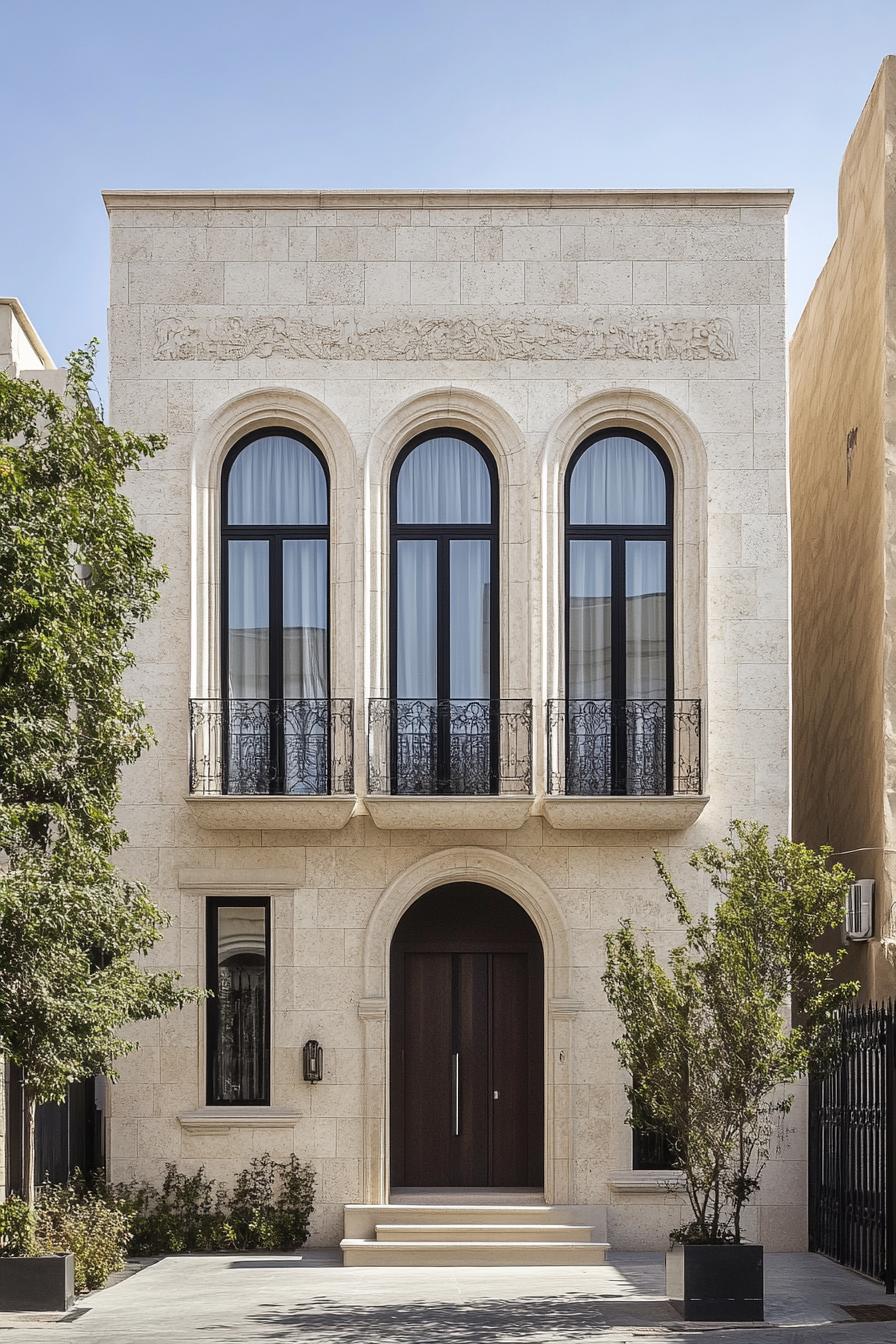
[626,540,667,699]
[207,901,269,1104]
[283,539,328,699]
[227,540,269,700]
[450,540,491,700]
[568,540,611,700]
[396,540,438,699]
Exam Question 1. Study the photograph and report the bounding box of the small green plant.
[109,1155,315,1254]
[0,1196,36,1257]
[34,1181,132,1293]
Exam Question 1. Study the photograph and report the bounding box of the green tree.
[602,820,857,1244]
[0,343,202,1203]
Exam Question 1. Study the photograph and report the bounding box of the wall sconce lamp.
[303,1039,323,1083]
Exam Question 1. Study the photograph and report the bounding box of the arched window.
[564,429,673,795]
[388,430,498,793]
[221,429,329,794]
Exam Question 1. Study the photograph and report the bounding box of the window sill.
[184,794,357,830]
[363,795,534,830]
[177,1107,302,1135]
[608,1170,687,1194]
[542,794,709,831]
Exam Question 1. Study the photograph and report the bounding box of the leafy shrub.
[0,1180,131,1294]
[0,1196,36,1257]
[111,1165,231,1255]
[109,1154,315,1255]
[229,1155,315,1250]
[34,1181,132,1293]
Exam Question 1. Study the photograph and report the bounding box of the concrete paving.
[3,1250,896,1342]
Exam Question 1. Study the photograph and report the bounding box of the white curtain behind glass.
[568,541,611,698]
[397,540,437,698]
[450,540,490,699]
[569,434,665,525]
[229,436,327,525]
[228,540,269,698]
[626,540,667,697]
[396,435,491,523]
[283,539,327,698]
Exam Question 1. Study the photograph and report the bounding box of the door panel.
[456,953,489,1185]
[390,883,543,1190]
[400,952,453,1187]
[490,952,531,1186]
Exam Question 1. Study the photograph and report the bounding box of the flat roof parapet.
[103,187,793,213]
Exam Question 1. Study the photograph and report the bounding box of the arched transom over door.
[390,883,544,1190]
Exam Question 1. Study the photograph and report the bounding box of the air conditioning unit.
[845,880,874,941]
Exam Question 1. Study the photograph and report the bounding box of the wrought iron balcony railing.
[189,698,354,797]
[546,699,701,797]
[367,698,532,796]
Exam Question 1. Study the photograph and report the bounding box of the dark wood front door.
[390,884,543,1189]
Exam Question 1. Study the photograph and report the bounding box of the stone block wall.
[106,189,794,1248]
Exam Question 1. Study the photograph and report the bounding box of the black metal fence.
[809,1002,896,1290]
[546,698,702,797]
[367,698,532,796]
[189,698,354,796]
[4,1066,103,1192]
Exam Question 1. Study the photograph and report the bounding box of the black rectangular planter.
[0,1254,75,1312]
[666,1242,764,1321]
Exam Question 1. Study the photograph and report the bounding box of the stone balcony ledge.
[184,794,357,830]
[542,794,709,831]
[363,795,534,830]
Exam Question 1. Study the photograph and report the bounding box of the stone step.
[341,1237,610,1267]
[344,1203,588,1237]
[375,1222,593,1243]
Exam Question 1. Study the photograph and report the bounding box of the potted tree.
[0,347,202,1309]
[603,821,856,1321]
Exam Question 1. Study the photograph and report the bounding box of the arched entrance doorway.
[389,883,544,1191]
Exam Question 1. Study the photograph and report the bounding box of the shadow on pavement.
[247,1293,677,1341]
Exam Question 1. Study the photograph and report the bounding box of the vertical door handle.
[452,1052,460,1136]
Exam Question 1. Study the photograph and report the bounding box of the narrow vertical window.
[565,430,673,795]
[206,898,270,1105]
[389,430,498,794]
[222,430,329,794]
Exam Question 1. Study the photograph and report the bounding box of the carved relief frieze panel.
[151,311,737,364]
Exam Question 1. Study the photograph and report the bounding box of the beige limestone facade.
[104,187,797,1251]
[791,57,896,1000]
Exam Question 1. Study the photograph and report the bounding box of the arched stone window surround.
[191,387,357,702]
[540,389,708,721]
[357,846,578,1206]
[364,388,530,704]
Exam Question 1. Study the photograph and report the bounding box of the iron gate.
[809,1002,896,1289]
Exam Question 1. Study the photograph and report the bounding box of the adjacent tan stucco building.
[791,56,896,1000]
[93,186,799,1258]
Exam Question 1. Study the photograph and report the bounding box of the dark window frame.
[220,428,331,793]
[564,428,674,795]
[388,429,500,792]
[205,896,272,1107]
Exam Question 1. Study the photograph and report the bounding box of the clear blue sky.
[3,0,894,396]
